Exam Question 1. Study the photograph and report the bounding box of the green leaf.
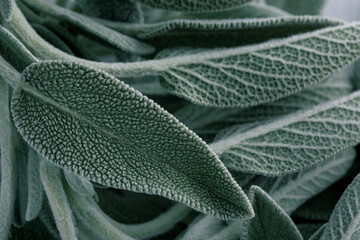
[297,224,324,240]
[320,172,360,240]
[0,25,37,72]
[0,0,14,21]
[40,159,78,240]
[0,78,18,240]
[32,24,74,55]
[209,186,302,240]
[64,170,95,198]
[246,186,302,240]
[154,22,360,107]
[11,60,253,220]
[76,0,143,23]
[132,0,252,12]
[249,149,355,214]
[309,224,326,240]
[266,0,327,15]
[175,71,352,134]
[178,215,224,240]
[210,89,360,175]
[25,148,44,221]
[21,0,154,55]
[101,16,343,49]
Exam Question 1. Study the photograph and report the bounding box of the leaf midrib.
[16,69,247,217]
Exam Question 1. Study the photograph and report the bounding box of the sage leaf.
[156,22,360,107]
[0,0,14,21]
[210,90,360,176]
[76,0,143,23]
[320,172,360,240]
[22,0,154,55]
[178,215,224,240]
[25,148,44,221]
[132,0,252,12]
[39,201,61,240]
[266,0,327,15]
[40,159,78,240]
[309,224,326,240]
[249,149,355,214]
[11,60,253,220]
[100,16,343,49]
[175,71,352,134]
[246,186,302,240]
[64,170,95,198]
[210,186,302,240]
[297,224,324,240]
[0,78,17,240]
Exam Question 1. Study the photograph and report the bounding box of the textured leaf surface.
[266,0,327,15]
[320,173,360,240]
[209,186,302,240]
[155,22,360,107]
[176,72,352,134]
[76,0,142,23]
[11,61,253,220]
[0,78,17,240]
[309,224,326,240]
[102,16,342,49]
[25,148,44,221]
[246,186,302,240]
[297,224,324,240]
[210,90,360,175]
[132,0,251,12]
[249,149,355,214]
[64,170,95,198]
[178,215,224,240]
[0,0,14,21]
[23,0,154,55]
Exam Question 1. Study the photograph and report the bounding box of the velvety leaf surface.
[101,16,343,49]
[210,90,360,175]
[11,60,253,220]
[320,173,360,240]
[155,22,360,107]
[266,0,327,15]
[132,0,251,12]
[249,149,355,214]
[0,0,14,21]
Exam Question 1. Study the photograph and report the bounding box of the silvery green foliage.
[132,0,251,12]
[100,16,343,49]
[320,173,360,240]
[2,0,360,239]
[11,61,253,220]
[0,0,14,21]
[210,93,360,175]
[76,0,143,23]
[266,0,327,15]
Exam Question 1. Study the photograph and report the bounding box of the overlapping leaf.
[11,60,253,220]
[320,173,360,240]
[154,22,360,107]
[266,0,327,15]
[210,90,360,175]
[101,16,343,49]
[132,0,252,12]
[0,0,14,21]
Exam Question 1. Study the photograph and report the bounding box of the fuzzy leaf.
[25,148,44,221]
[178,215,224,240]
[101,16,342,49]
[22,0,154,55]
[0,78,17,240]
[320,173,360,240]
[210,89,360,176]
[76,0,143,23]
[40,160,78,240]
[153,22,360,107]
[309,225,326,240]
[246,186,302,240]
[11,60,253,220]
[64,170,95,198]
[132,0,252,12]
[266,0,327,15]
[0,0,14,21]
[176,72,352,134]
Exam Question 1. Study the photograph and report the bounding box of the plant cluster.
[1,0,360,239]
